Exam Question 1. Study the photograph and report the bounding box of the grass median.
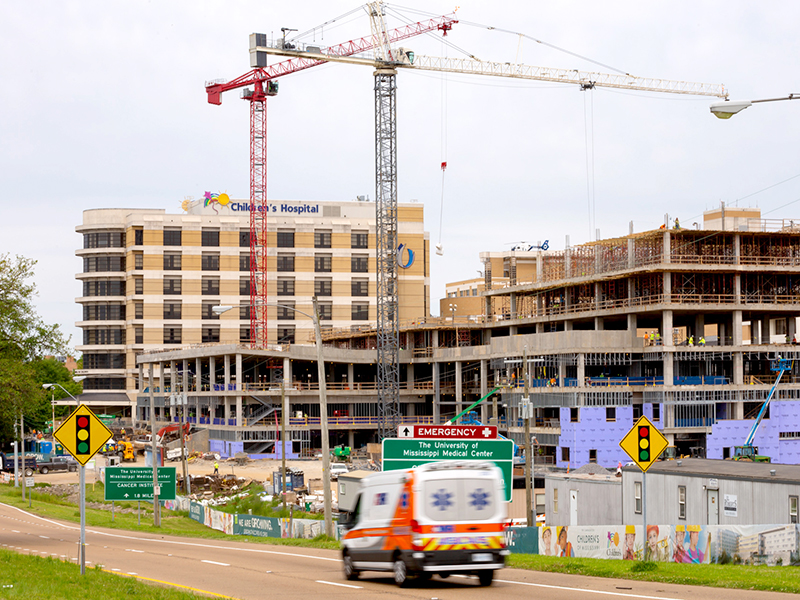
[0,549,213,600]
[508,554,800,594]
[2,483,798,595]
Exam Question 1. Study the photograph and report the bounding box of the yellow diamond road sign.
[53,405,113,466]
[619,415,669,472]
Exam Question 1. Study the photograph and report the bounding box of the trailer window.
[422,477,497,522]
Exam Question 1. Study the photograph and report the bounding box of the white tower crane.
[257,3,727,441]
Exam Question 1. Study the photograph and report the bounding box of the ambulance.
[340,461,508,586]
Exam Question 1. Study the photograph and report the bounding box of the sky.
[3,1,800,354]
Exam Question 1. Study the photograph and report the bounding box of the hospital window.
[606,407,616,422]
[652,403,661,421]
[634,481,642,514]
[679,486,686,519]
[553,489,558,513]
[561,446,569,463]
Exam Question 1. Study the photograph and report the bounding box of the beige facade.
[76,199,430,408]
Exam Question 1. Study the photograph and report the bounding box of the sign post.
[619,415,669,560]
[53,404,113,575]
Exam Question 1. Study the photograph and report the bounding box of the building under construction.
[135,206,800,467]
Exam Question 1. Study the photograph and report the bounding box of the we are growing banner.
[539,524,800,566]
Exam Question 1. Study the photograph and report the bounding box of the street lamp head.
[42,384,53,389]
[72,376,86,383]
[710,100,752,119]
[212,305,234,315]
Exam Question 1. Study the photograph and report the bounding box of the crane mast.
[206,10,457,349]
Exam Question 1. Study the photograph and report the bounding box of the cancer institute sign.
[383,437,514,501]
[104,467,176,501]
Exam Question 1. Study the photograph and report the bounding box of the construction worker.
[655,332,661,346]
[699,337,706,346]
[688,335,694,346]
[213,461,219,475]
[649,332,655,346]
[674,218,681,230]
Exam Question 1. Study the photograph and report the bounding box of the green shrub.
[631,560,658,572]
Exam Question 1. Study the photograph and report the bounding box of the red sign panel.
[397,424,498,439]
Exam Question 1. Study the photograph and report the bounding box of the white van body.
[340,461,508,586]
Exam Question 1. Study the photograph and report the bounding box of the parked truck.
[37,456,78,474]
[0,453,37,477]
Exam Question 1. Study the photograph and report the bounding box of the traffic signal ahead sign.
[53,404,113,465]
[619,415,669,472]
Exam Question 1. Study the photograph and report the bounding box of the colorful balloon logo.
[204,192,230,213]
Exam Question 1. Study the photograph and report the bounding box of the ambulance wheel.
[478,570,494,586]
[393,557,408,587]
[342,552,358,580]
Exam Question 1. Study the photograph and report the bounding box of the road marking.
[202,560,230,566]
[126,548,144,553]
[316,581,363,589]
[496,578,680,600]
[39,535,49,539]
[127,572,137,575]
[104,571,240,599]
[1,503,339,563]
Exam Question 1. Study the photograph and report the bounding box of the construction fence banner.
[538,524,800,566]
[505,526,539,554]
[233,514,281,538]
[166,499,336,540]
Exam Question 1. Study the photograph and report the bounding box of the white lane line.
[125,548,144,553]
[11,530,19,533]
[112,568,121,572]
[127,572,137,575]
[201,560,230,567]
[39,535,49,539]
[2,502,339,562]
[496,579,680,600]
[316,581,363,589]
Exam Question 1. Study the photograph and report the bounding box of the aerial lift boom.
[733,358,794,462]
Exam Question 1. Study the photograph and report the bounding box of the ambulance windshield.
[422,478,496,521]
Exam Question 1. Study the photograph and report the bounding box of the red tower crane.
[205,11,458,348]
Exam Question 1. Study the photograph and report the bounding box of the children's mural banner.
[538,524,800,566]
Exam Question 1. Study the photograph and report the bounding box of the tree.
[0,254,70,444]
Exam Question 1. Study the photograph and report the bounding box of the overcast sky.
[3,1,800,354]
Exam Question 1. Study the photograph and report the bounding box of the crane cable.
[436,34,448,256]
[583,87,596,241]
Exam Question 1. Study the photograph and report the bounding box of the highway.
[0,502,795,600]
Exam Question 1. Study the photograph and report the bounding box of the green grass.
[4,483,799,595]
[0,549,205,599]
[0,483,339,550]
[507,554,800,594]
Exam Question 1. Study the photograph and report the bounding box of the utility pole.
[21,413,25,502]
[181,359,190,496]
[523,347,533,527]
[281,378,287,512]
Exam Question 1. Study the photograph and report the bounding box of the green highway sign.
[382,438,514,501]
[104,467,176,501]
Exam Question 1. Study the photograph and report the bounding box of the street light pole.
[214,300,333,537]
[312,296,334,538]
[710,93,799,119]
[523,346,533,528]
